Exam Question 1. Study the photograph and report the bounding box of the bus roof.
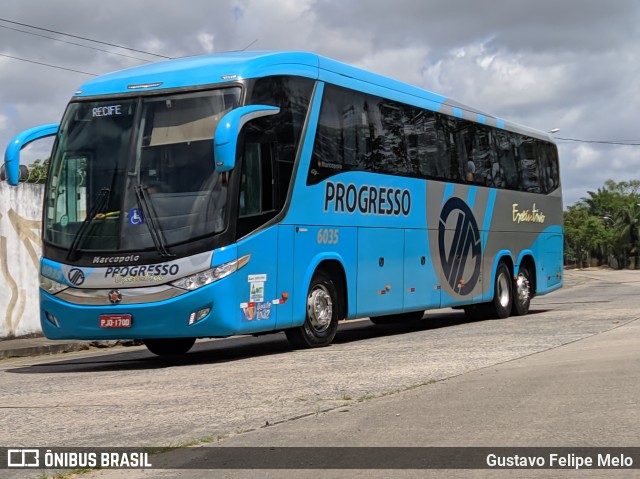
[74,51,552,142]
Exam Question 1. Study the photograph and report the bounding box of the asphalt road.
[2,268,640,479]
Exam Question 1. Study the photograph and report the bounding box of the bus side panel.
[235,226,279,334]
[275,225,295,329]
[532,227,564,295]
[403,228,440,311]
[356,228,404,317]
[483,189,564,297]
[433,184,488,308]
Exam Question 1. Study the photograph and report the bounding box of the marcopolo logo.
[67,268,86,286]
[438,198,482,296]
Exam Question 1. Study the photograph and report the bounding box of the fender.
[484,250,514,302]
[291,252,352,328]
[515,249,535,276]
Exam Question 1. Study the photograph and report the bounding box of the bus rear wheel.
[512,265,532,316]
[143,338,196,356]
[285,270,340,349]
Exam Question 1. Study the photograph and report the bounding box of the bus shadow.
[5,308,549,375]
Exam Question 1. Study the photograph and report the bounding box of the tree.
[615,201,640,269]
[569,179,640,268]
[564,205,610,268]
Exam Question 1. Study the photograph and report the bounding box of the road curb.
[0,342,91,359]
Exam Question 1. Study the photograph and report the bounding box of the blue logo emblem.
[438,198,482,296]
[68,268,86,286]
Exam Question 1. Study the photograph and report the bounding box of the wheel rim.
[497,272,510,308]
[516,273,530,304]
[307,284,333,333]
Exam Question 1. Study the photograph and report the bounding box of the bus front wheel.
[463,262,512,320]
[490,262,513,319]
[143,338,196,356]
[285,270,340,349]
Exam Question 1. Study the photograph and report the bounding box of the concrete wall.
[0,182,44,338]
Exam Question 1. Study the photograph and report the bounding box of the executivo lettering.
[512,203,546,224]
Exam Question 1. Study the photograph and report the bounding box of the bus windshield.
[44,87,241,254]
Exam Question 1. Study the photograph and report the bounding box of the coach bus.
[3,51,562,355]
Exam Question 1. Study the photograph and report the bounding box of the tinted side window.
[472,125,495,186]
[250,75,314,207]
[309,83,559,194]
[539,142,560,193]
[515,136,542,193]
[495,130,518,189]
[251,76,314,163]
[310,85,430,183]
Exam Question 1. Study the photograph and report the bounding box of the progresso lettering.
[104,264,179,279]
[324,181,411,216]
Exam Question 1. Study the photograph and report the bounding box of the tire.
[463,262,512,320]
[512,265,532,316]
[143,338,196,356]
[490,262,513,319]
[285,270,340,348]
[370,311,424,325]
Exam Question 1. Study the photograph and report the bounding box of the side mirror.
[4,123,59,185]
[213,105,279,172]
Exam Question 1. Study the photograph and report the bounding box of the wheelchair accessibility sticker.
[127,208,144,226]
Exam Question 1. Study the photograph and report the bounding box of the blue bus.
[3,51,563,356]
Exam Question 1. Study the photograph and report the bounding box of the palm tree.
[615,202,640,269]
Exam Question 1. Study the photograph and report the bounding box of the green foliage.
[22,157,50,183]
[566,179,640,269]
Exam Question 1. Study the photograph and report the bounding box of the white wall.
[0,182,44,338]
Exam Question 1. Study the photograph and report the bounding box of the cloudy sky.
[1,0,639,206]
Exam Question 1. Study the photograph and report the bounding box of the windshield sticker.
[127,208,144,226]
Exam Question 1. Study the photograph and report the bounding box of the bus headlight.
[40,275,69,295]
[171,254,250,291]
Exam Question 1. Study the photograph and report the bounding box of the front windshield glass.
[44,87,241,254]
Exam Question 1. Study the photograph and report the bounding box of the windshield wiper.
[66,187,110,261]
[135,184,174,259]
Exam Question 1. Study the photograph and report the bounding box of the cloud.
[1,0,639,206]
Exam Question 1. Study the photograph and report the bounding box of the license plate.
[99,314,132,328]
